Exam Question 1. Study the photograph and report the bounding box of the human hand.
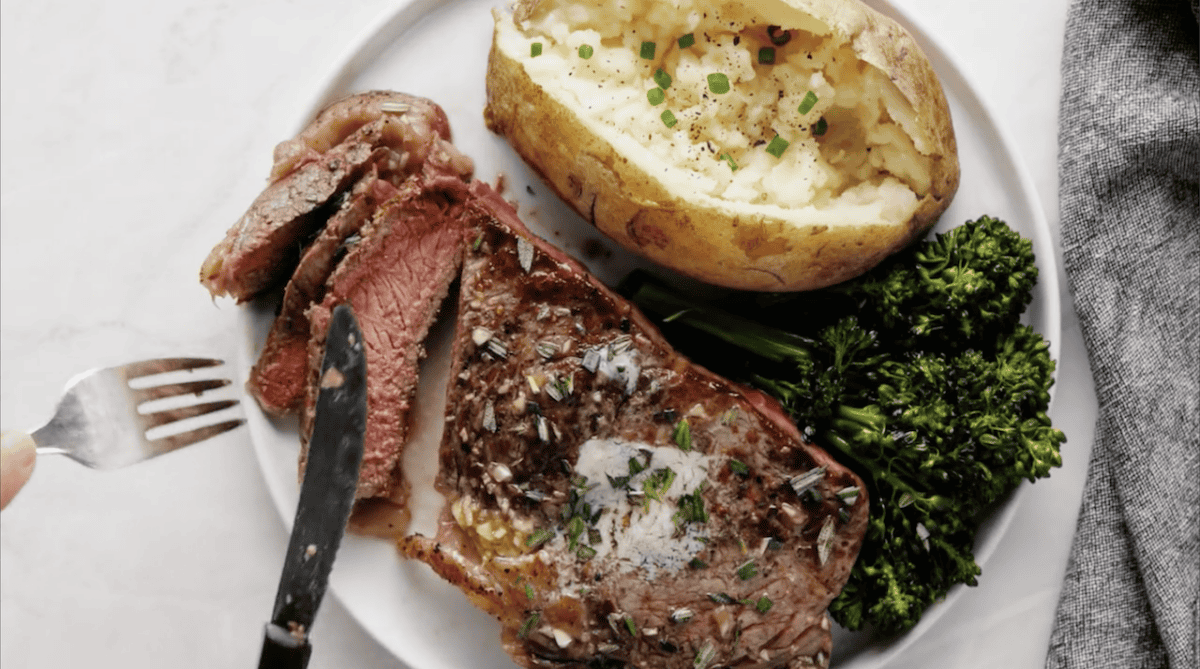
[1,432,36,509]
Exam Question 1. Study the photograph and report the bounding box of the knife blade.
[258,303,366,669]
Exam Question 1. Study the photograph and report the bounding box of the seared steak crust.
[400,184,868,669]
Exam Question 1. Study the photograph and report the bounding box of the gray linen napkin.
[1047,0,1199,668]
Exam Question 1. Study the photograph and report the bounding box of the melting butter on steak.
[399,183,868,669]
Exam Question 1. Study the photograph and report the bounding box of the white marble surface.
[0,0,1094,667]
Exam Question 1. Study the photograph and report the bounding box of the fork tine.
[134,378,232,403]
[141,399,239,430]
[122,357,224,380]
[148,419,245,456]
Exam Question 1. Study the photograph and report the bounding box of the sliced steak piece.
[302,172,475,504]
[269,90,461,182]
[201,91,473,302]
[400,183,869,669]
[247,166,399,416]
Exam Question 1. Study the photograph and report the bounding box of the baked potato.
[485,0,959,291]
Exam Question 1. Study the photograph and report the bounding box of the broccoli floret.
[757,215,1040,353]
[624,215,1064,635]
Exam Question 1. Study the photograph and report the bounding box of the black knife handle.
[258,622,312,669]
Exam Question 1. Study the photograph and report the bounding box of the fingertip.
[1,431,37,510]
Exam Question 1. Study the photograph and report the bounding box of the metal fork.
[21,357,244,470]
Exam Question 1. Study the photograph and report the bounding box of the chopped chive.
[661,109,678,128]
[578,44,594,59]
[472,234,484,250]
[707,73,730,94]
[813,117,828,136]
[756,596,774,613]
[736,560,758,580]
[729,459,749,475]
[531,42,543,57]
[624,616,638,636]
[518,612,540,639]
[758,47,775,64]
[653,68,672,90]
[689,557,708,569]
[798,90,819,115]
[765,135,790,158]
[577,544,598,560]
[524,582,535,600]
[526,528,555,547]
[719,152,738,171]
[673,418,692,451]
[678,33,695,49]
[640,41,656,59]
[647,87,665,105]
[767,25,791,46]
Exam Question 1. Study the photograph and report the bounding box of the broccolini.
[625,215,1065,634]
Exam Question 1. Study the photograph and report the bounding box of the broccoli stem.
[628,279,815,365]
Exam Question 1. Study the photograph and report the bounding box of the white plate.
[239,1,1062,667]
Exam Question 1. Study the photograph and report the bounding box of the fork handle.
[1,431,37,509]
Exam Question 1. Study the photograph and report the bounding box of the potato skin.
[485,0,959,292]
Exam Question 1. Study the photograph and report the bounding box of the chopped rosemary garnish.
[813,117,828,136]
[607,473,631,490]
[798,90,818,115]
[530,42,543,57]
[640,41,656,59]
[566,515,586,550]
[707,73,730,94]
[837,486,861,506]
[526,528,555,548]
[735,560,758,580]
[578,44,594,59]
[719,153,738,171]
[758,47,775,64]
[647,87,665,106]
[670,608,695,624]
[653,68,672,90]
[817,516,836,565]
[518,612,540,639]
[661,110,678,128]
[673,417,692,451]
[628,456,647,476]
[674,488,708,526]
[756,596,774,613]
[765,135,790,158]
[678,33,695,49]
[728,459,749,476]
[789,466,826,497]
[642,467,676,501]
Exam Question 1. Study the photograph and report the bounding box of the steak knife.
[258,303,366,669]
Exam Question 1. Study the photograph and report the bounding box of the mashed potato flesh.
[502,0,933,220]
